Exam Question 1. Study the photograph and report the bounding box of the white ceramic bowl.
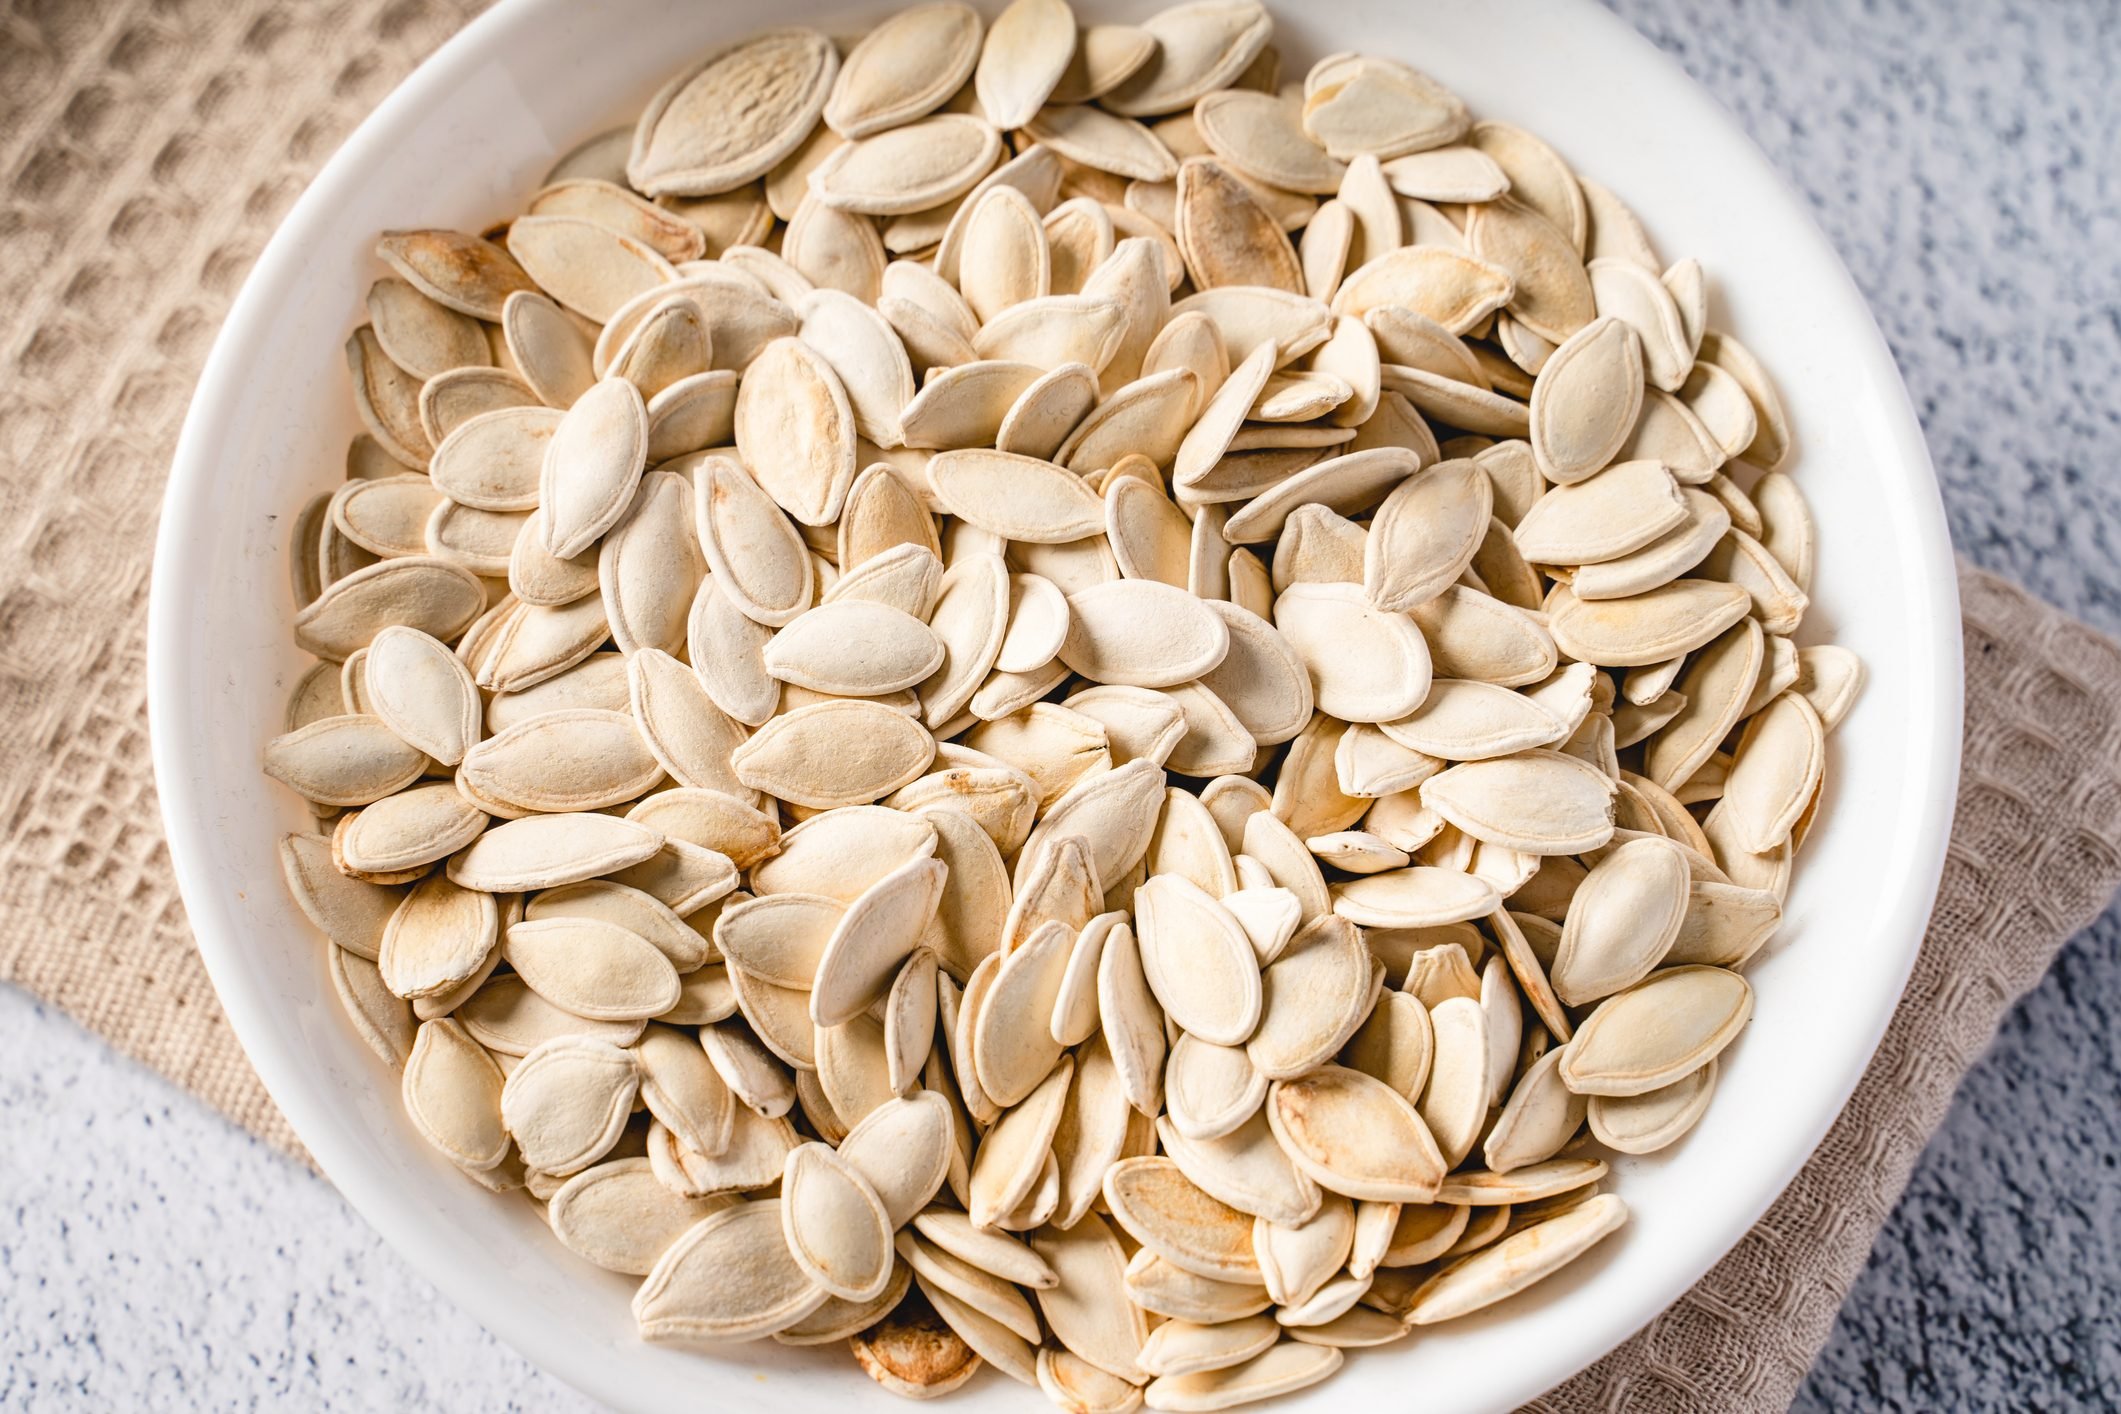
[148,1,1962,1408]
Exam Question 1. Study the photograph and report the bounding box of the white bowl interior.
[149,1,1962,1410]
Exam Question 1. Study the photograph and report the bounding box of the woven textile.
[0,0,488,1155]
[3,2,2119,1410]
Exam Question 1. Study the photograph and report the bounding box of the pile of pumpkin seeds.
[269,1,1868,1405]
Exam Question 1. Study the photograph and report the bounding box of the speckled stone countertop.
[3,1,2117,1410]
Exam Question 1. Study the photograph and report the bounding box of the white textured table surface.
[0,986,592,1413]
[6,1,2118,1411]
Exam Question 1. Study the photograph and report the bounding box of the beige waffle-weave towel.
[4,3,2119,1410]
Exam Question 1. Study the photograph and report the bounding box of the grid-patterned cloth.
[4,3,2119,1409]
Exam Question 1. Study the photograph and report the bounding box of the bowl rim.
[148,0,1963,1407]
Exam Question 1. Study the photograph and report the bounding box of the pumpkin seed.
[1196,89,1344,196]
[329,475,441,563]
[1376,144,1506,203]
[629,29,838,197]
[1302,51,1467,158]
[1254,1194,1354,1310]
[1104,1156,1267,1284]
[1156,1110,1320,1228]
[1133,874,1263,1046]
[529,377,643,560]
[1163,1033,1265,1145]
[1474,1046,1583,1174]
[1560,965,1753,1096]
[731,699,934,807]
[1405,993,1485,1169]
[1567,488,1731,602]
[605,295,712,402]
[530,180,704,264]
[1173,158,1301,294]
[729,337,859,528]
[922,1275,1042,1385]
[974,0,1077,128]
[425,501,528,579]
[810,855,947,1029]
[633,1197,829,1342]
[904,360,1048,453]
[293,557,485,662]
[1587,1056,1718,1157]
[1137,1317,1278,1379]
[778,1265,916,1350]
[1143,1340,1340,1412]
[1702,526,1809,635]
[531,880,708,974]
[1045,21,1153,104]
[1083,910,1166,1116]
[1101,2,1272,118]
[1582,257,1688,393]
[1403,1192,1627,1326]
[1248,916,1377,1079]
[550,1159,735,1276]
[262,714,426,809]
[1127,1249,1273,1324]
[827,3,983,137]
[762,601,945,698]
[280,832,399,960]
[1333,154,1403,278]
[1272,1270,1371,1329]
[977,293,1135,377]
[591,475,696,653]
[500,1034,640,1175]
[1040,1347,1144,1414]
[402,1018,509,1169]
[1063,373,1201,480]
[1793,644,1865,731]
[778,1142,896,1302]
[1717,689,1825,853]
[1380,679,1561,761]
[375,229,537,321]
[1551,835,1688,1005]
[1222,445,1419,545]
[911,1209,1057,1291]
[345,326,435,467]
[1242,807,1335,919]
[1440,1157,1606,1210]
[1331,245,1511,333]
[848,1291,984,1394]
[928,448,1107,543]
[379,873,499,1001]
[456,707,661,814]
[1362,457,1491,610]
[1268,581,1429,723]
[1546,578,1752,668]
[1266,1065,1443,1203]
[1419,750,1615,855]
[1031,1214,1150,1379]
[644,370,739,461]
[1461,197,1593,344]
[1328,863,1496,932]
[811,115,1003,220]
[502,912,683,1022]
[506,216,675,325]
[969,1053,1076,1227]
[1529,317,1644,485]
[796,1092,935,1230]
[790,303,913,462]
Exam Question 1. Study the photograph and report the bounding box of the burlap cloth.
[4,2,2118,1409]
